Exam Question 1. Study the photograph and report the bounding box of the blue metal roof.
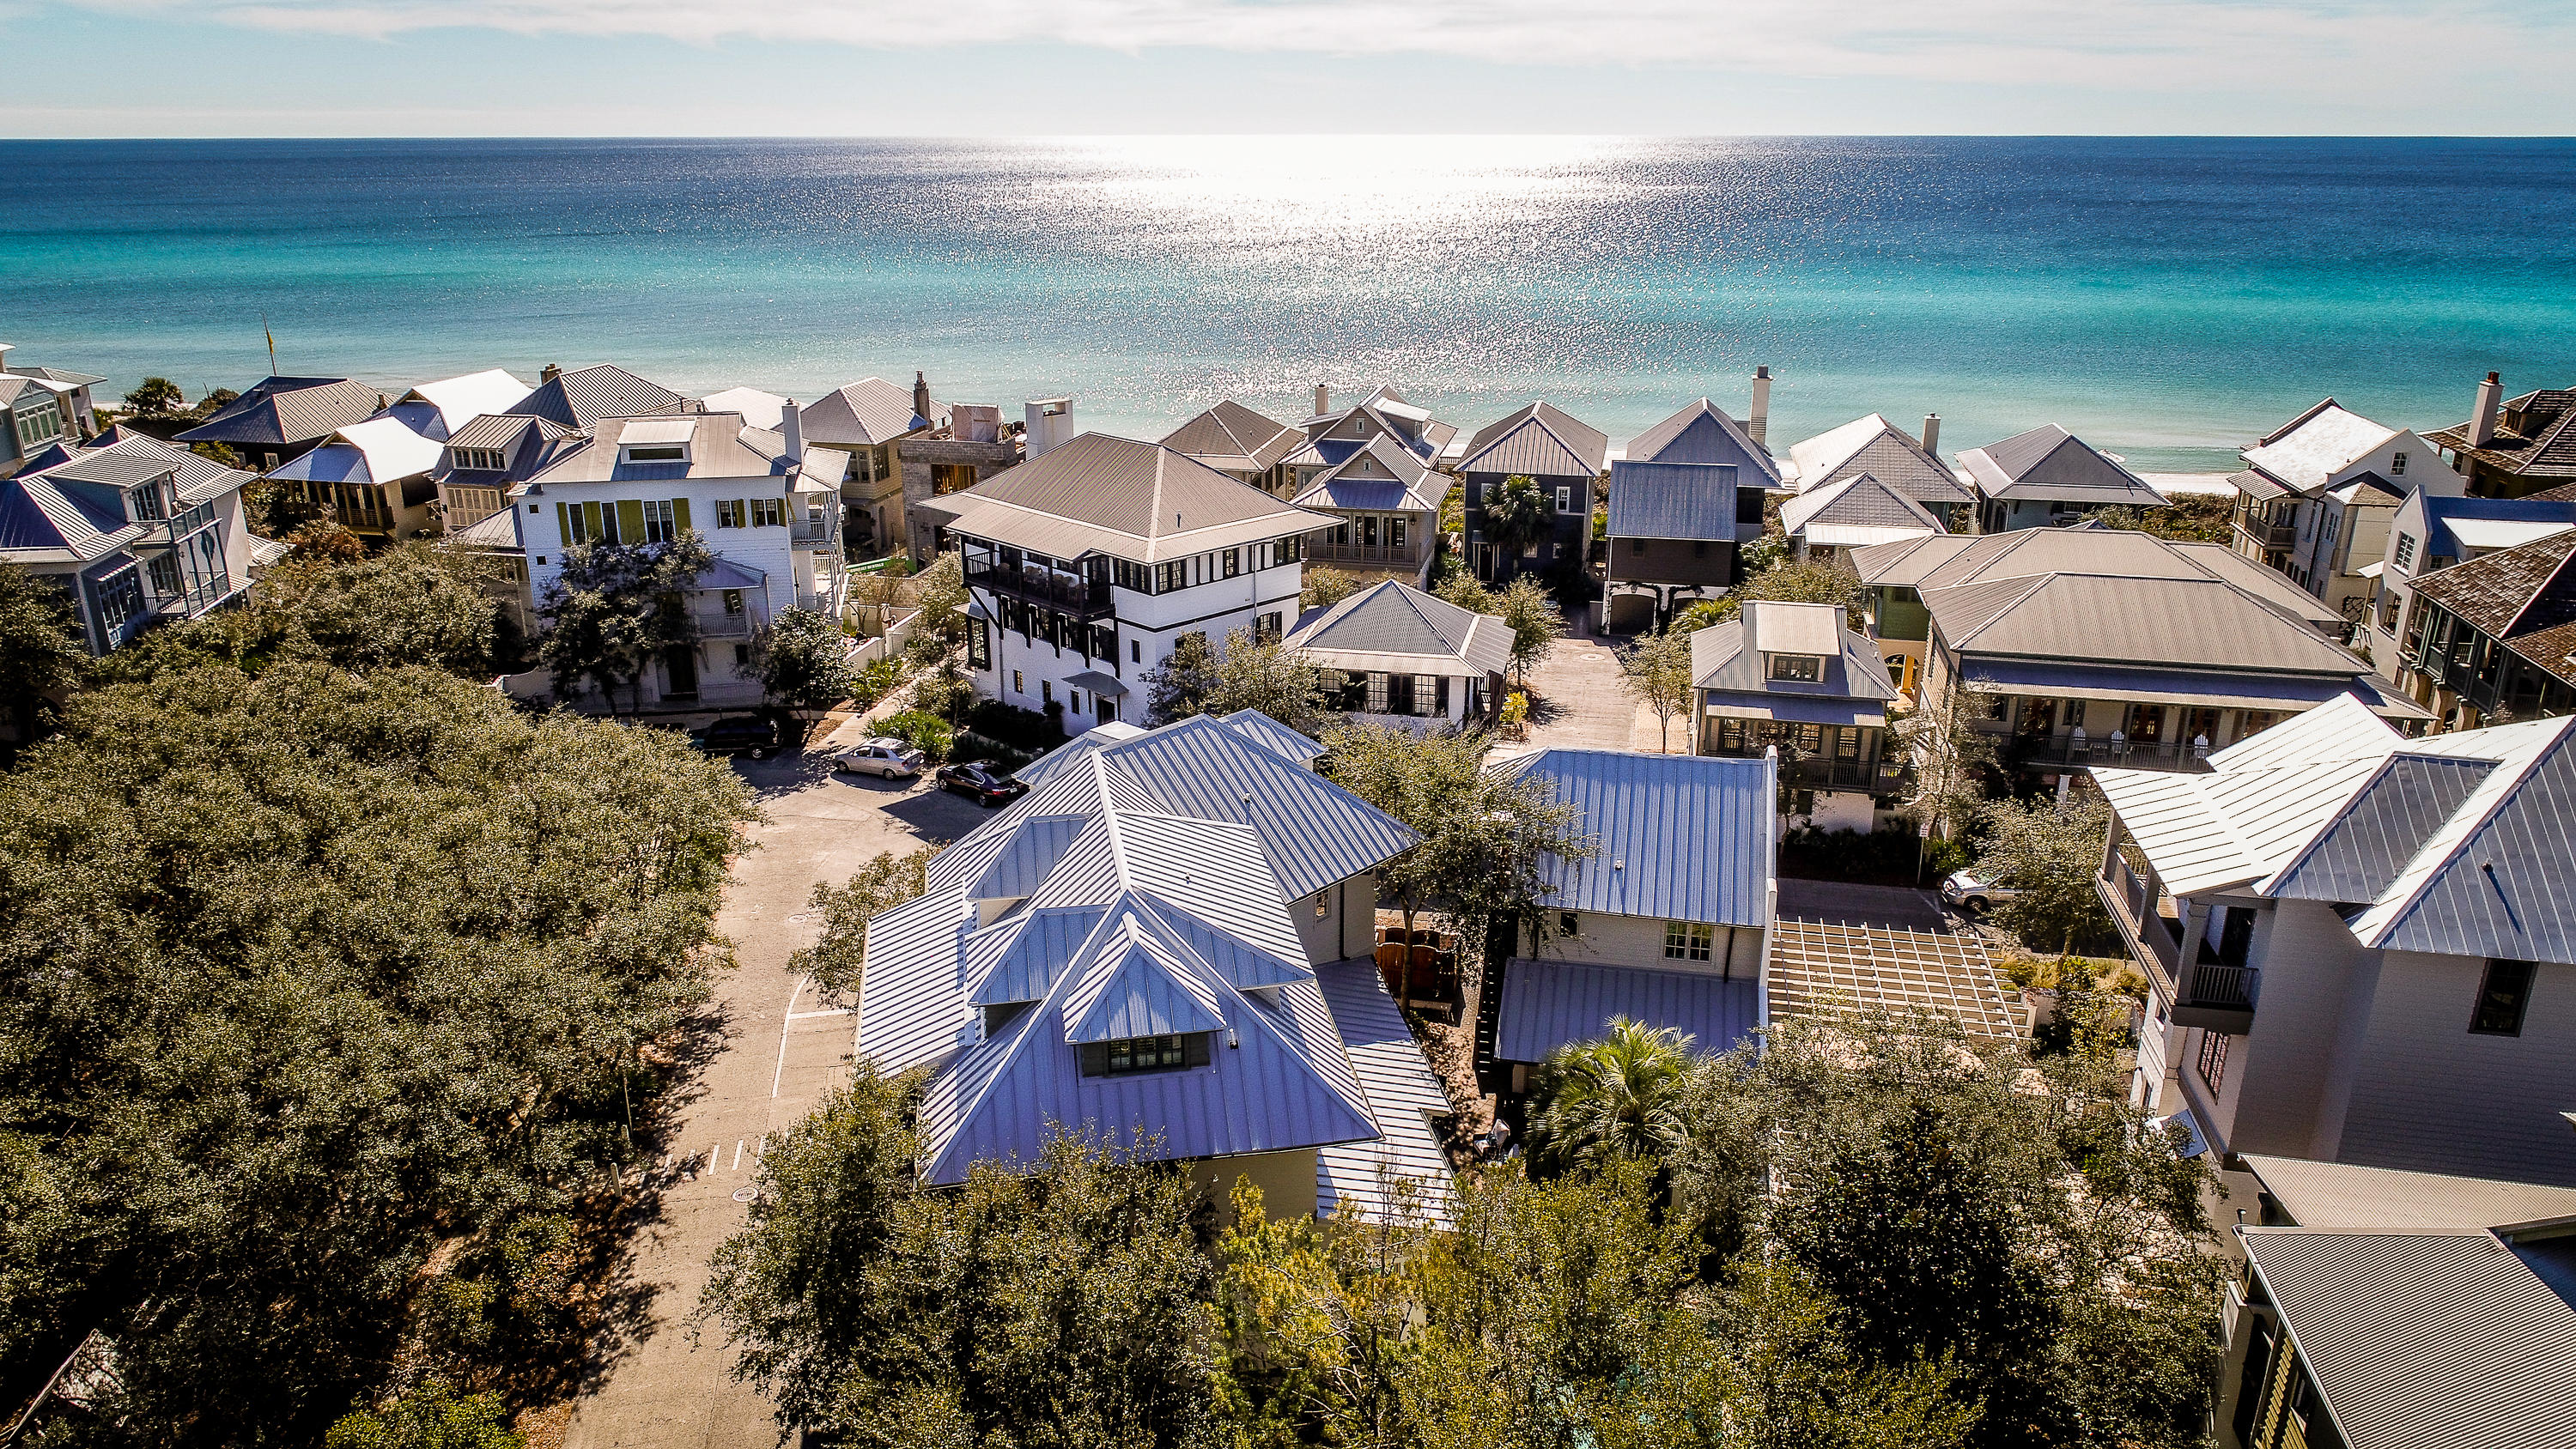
[1494,960,1759,1064]
[2269,755,2496,907]
[1502,749,1773,926]
[1097,714,1418,901]
[1313,961,1456,1227]
[1219,709,1329,765]
[2416,494,2576,563]
[1607,459,1741,543]
[2369,729,2576,964]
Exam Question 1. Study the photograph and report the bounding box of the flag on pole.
[263,313,276,373]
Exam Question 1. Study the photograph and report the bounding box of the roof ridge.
[2361,717,2576,946]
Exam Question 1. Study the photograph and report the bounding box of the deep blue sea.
[3,136,2571,470]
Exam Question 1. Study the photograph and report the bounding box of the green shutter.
[672,497,691,535]
[556,501,570,544]
[617,500,646,543]
[582,500,605,543]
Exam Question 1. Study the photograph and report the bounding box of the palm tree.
[1524,1016,1696,1175]
[1479,474,1551,581]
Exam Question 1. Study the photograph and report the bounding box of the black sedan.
[935,761,1029,808]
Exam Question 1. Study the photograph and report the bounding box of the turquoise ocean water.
[3,136,2571,470]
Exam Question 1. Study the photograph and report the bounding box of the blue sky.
[3,1,2567,136]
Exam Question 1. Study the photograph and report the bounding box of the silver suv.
[1940,870,2019,918]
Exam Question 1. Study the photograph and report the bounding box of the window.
[125,482,167,522]
[2391,450,2409,476]
[1389,518,1407,549]
[1631,538,1647,555]
[716,500,746,528]
[1255,612,1282,643]
[721,588,744,616]
[1362,516,1379,548]
[1315,890,1330,919]
[2393,532,2416,570]
[624,444,684,463]
[1664,921,1715,961]
[1156,561,1185,592]
[145,553,183,598]
[1388,674,1415,716]
[1736,488,1765,524]
[641,498,677,543]
[1413,674,1437,717]
[1555,485,1572,512]
[2471,959,2535,1036]
[92,564,144,634]
[750,498,785,528]
[1223,548,1241,578]
[1103,1029,1190,1076]
[969,620,991,670]
[733,643,751,669]
[1769,653,1822,682]
[1276,533,1303,563]
[14,399,64,447]
[1041,680,1054,706]
[451,446,505,471]
[1131,639,1141,664]
[1113,559,1150,592]
[2196,1029,2229,1094]
[1366,671,1389,712]
[1012,670,1024,694]
[1559,912,1580,938]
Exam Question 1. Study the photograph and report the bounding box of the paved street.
[1516,609,1686,755]
[562,729,990,1449]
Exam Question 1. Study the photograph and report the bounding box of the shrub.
[849,657,902,710]
[878,708,955,762]
[963,698,1067,750]
[1778,825,1952,887]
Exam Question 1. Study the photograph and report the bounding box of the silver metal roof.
[2242,1155,2576,1234]
[1494,960,1757,1064]
[1313,961,1456,1227]
[1457,402,1610,479]
[1498,749,1774,927]
[939,432,1326,566]
[504,364,686,429]
[1626,398,1781,485]
[1162,399,1301,475]
[1285,581,1512,678]
[2242,1228,2576,1449]
[1957,424,2168,506]
[1605,458,1741,542]
[1784,414,1969,503]
[799,377,935,447]
[174,376,383,446]
[1691,607,1901,705]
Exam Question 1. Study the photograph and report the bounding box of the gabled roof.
[3,433,254,565]
[174,376,385,446]
[1778,471,1945,547]
[2242,398,2403,495]
[1456,401,1608,479]
[932,433,1325,565]
[1626,397,1780,484]
[698,386,787,431]
[3,363,107,387]
[1605,458,1740,543]
[854,724,1443,1211]
[1162,400,1301,475]
[400,369,532,437]
[2242,1155,2576,1234]
[1496,749,1772,927]
[2427,386,2576,485]
[2240,1228,2576,1449]
[1690,602,1899,719]
[1303,385,1457,464]
[1784,413,1969,504]
[270,411,446,488]
[1957,424,2167,506]
[503,364,685,429]
[1291,433,1447,514]
[1285,580,1512,678]
[799,377,937,447]
[2095,697,2576,963]
[520,414,800,486]
[2409,530,2576,690]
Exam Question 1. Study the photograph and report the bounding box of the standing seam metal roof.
[1606,458,1741,542]
[1458,402,1610,478]
[1498,749,1773,925]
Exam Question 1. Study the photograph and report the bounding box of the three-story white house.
[511,410,848,708]
[918,433,1327,731]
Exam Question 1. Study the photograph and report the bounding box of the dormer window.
[1079,1033,1212,1076]
[617,418,696,466]
[125,481,167,523]
[1768,652,1822,682]
[451,446,507,472]
[623,444,686,464]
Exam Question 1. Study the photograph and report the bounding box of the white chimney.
[781,398,803,461]
[2470,372,2502,447]
[1921,412,1941,456]
[1024,397,1074,460]
[1747,366,1772,448]
[1315,383,1330,416]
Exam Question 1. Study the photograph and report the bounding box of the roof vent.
[1613,858,1625,870]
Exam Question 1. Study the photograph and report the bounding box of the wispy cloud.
[48,0,2560,97]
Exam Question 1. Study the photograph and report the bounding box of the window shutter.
[582,500,605,543]
[672,497,691,534]
[556,501,571,544]
[617,500,647,543]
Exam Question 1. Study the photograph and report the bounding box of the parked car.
[1941,870,2018,918]
[833,737,927,779]
[936,761,1028,808]
[690,715,779,760]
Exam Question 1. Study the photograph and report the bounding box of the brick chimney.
[1747,366,1772,448]
[913,371,933,425]
[1921,413,1941,455]
[2470,372,2502,446]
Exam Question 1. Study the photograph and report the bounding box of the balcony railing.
[1311,541,1425,568]
[697,609,756,640]
[793,516,836,546]
[966,560,1114,620]
[1777,755,1910,792]
[2188,962,2258,1010]
[2101,851,2182,992]
[1993,729,2211,774]
[2233,517,2295,551]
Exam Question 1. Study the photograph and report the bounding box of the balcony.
[2098,851,2257,1034]
[696,609,756,640]
[2233,516,2295,552]
[793,515,837,547]
[966,560,1113,620]
[1777,754,1910,793]
[1993,729,2212,774]
[1310,540,1425,571]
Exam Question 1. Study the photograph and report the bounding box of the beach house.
[920,432,1326,731]
[1778,472,1946,565]
[1781,412,1973,529]
[2384,530,2576,730]
[1458,401,1608,584]
[854,711,1450,1223]
[1598,397,1777,633]
[1474,749,1775,1094]
[789,374,948,555]
[0,344,106,468]
[2093,695,2576,1188]
[1959,423,2169,532]
[1284,580,1510,728]
[174,375,386,474]
[1690,601,1905,830]
[2227,398,2462,621]
[512,410,849,710]
[2426,371,2576,499]
[1287,433,1451,588]
[0,431,260,656]
[1162,400,1303,495]
[1852,526,2428,792]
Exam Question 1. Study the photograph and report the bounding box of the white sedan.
[831,738,928,779]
